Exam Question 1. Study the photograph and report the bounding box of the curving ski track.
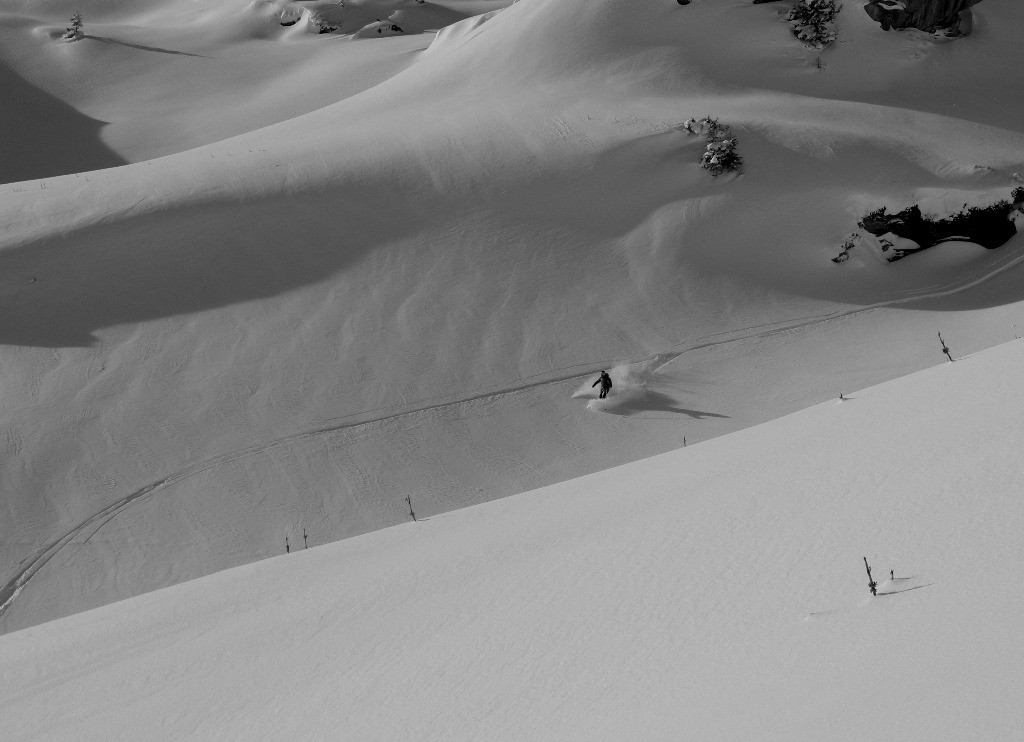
[2,246,1022,622]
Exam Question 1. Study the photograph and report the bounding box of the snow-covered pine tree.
[701,137,742,176]
[683,116,743,176]
[786,0,842,49]
[61,12,84,41]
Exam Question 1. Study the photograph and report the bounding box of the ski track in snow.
[2,245,1022,622]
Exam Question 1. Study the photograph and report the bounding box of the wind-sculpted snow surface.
[424,7,500,53]
[2,0,1024,632]
[0,0,500,175]
[3,341,1024,740]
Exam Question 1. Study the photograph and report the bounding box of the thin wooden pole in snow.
[285,536,290,554]
[863,556,876,596]
[406,494,417,522]
[938,332,954,362]
[303,528,308,549]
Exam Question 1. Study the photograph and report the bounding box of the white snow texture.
[2,0,1024,738]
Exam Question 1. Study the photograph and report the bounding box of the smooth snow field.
[1,0,1024,728]
[3,340,1024,740]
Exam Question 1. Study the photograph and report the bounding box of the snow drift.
[1,0,1024,634]
[3,338,1023,740]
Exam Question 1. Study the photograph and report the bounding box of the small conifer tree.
[786,0,842,49]
[682,116,743,176]
[62,12,84,41]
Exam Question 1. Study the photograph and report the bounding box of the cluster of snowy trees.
[682,117,743,176]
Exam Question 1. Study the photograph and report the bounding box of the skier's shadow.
[876,581,934,596]
[603,391,729,420]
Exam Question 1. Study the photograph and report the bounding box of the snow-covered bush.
[1012,186,1024,205]
[682,117,726,140]
[61,12,84,41]
[357,20,404,36]
[786,0,842,48]
[309,12,338,34]
[700,139,742,176]
[682,117,743,176]
[831,232,859,264]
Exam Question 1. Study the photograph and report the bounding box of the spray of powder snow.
[572,358,670,415]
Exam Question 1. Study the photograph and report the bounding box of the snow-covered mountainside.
[1,0,1023,636]
[4,339,1024,741]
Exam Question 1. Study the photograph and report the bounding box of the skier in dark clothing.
[593,371,612,399]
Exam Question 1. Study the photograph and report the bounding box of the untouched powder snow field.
[2,0,1024,640]
[3,340,1024,740]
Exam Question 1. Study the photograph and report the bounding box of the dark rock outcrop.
[864,0,982,35]
[859,199,1018,262]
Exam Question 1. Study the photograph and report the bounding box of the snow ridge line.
[2,243,1022,624]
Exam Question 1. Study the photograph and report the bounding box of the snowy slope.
[0,0,501,176]
[3,339,1023,741]
[2,0,1024,634]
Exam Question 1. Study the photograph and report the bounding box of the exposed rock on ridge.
[863,0,983,36]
